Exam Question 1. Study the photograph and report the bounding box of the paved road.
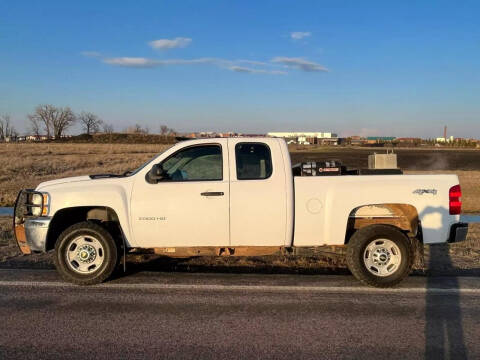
[0,269,478,359]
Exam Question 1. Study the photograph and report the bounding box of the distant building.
[25,135,48,141]
[396,137,421,143]
[183,131,244,139]
[364,136,395,145]
[366,136,396,142]
[218,132,246,137]
[241,134,265,137]
[350,138,366,146]
[268,132,337,139]
[436,136,454,143]
[267,132,338,145]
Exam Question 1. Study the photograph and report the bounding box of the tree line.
[0,114,17,140]
[28,104,110,138]
[0,104,176,141]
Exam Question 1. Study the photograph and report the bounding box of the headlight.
[30,193,49,217]
[31,194,43,216]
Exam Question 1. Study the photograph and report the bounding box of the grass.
[0,143,171,206]
[1,143,479,212]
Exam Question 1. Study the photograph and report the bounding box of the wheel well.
[345,204,421,244]
[45,206,122,251]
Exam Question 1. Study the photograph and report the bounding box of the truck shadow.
[117,255,352,278]
[426,244,467,359]
[420,206,468,359]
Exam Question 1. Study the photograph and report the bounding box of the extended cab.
[14,138,468,287]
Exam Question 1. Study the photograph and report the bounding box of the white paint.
[228,138,292,246]
[294,174,459,245]
[130,139,230,247]
[0,280,478,295]
[306,198,323,214]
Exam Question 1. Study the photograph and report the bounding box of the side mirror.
[146,164,167,184]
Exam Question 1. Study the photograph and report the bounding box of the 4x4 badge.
[413,189,437,195]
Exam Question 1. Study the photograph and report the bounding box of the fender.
[38,178,136,247]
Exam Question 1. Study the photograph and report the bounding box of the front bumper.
[447,222,469,243]
[13,190,51,254]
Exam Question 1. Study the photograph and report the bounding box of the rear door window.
[235,143,272,180]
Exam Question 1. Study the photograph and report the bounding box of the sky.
[1,0,479,138]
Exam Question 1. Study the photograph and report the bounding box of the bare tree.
[160,125,169,135]
[52,106,75,138]
[126,124,148,134]
[79,112,103,135]
[28,104,54,138]
[0,114,16,140]
[29,116,41,137]
[0,115,6,140]
[28,104,76,139]
[102,123,114,134]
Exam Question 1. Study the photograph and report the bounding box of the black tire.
[54,221,118,285]
[346,225,414,288]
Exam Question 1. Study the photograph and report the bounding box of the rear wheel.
[346,225,414,287]
[54,221,118,285]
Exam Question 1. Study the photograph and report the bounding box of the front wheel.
[54,221,119,285]
[346,225,414,288]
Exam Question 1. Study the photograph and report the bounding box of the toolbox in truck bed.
[292,161,403,176]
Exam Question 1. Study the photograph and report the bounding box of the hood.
[36,175,92,190]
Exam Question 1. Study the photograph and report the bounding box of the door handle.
[201,192,224,196]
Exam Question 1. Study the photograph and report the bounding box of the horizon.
[1,1,479,138]
[13,128,478,142]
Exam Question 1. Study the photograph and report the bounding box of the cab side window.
[160,145,222,181]
[235,143,272,180]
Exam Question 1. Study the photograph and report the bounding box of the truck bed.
[293,174,460,246]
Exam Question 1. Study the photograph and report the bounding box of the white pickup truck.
[14,137,468,287]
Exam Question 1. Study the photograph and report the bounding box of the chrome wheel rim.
[66,235,105,274]
[363,239,402,277]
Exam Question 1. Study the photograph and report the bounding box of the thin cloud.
[148,37,192,49]
[99,55,287,75]
[235,59,269,66]
[228,66,287,75]
[271,57,328,72]
[103,57,160,67]
[81,51,102,58]
[102,57,218,67]
[291,31,311,40]
[83,39,329,75]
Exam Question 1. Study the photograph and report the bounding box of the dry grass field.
[0,143,171,206]
[1,143,479,212]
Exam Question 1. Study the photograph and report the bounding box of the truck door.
[228,138,288,246]
[130,140,230,248]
